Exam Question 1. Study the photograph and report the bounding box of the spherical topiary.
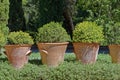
[73,21,104,43]
[36,21,71,43]
[8,31,34,45]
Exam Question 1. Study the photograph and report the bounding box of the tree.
[0,0,9,54]
[8,0,26,31]
[23,0,76,38]
[74,0,120,25]
[0,0,9,24]
[63,0,76,38]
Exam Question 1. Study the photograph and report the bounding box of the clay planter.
[109,44,120,63]
[5,44,32,69]
[37,42,69,67]
[73,42,99,64]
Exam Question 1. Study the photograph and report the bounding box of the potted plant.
[73,21,104,64]
[5,31,34,69]
[36,21,71,67]
[104,22,120,63]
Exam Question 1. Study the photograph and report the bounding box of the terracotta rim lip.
[109,44,120,46]
[37,42,69,45]
[72,42,99,45]
[5,44,32,47]
[108,44,120,47]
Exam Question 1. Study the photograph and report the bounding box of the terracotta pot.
[109,44,120,63]
[5,44,32,69]
[37,42,69,67]
[73,42,99,64]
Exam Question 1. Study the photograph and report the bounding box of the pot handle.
[26,50,32,55]
[41,50,48,55]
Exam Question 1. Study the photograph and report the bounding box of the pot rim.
[37,42,69,45]
[5,44,32,47]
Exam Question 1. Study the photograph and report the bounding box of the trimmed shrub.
[0,24,9,47]
[0,24,9,36]
[73,21,104,43]
[0,23,9,55]
[0,33,6,47]
[1,54,120,80]
[0,0,9,24]
[8,31,34,45]
[36,21,71,43]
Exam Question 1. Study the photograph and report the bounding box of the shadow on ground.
[31,44,109,54]
[29,59,42,65]
[0,57,8,62]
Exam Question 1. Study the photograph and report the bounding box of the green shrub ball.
[73,21,104,43]
[36,22,71,43]
[8,31,34,45]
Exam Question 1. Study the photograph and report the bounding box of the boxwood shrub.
[0,33,6,47]
[73,21,104,43]
[1,54,120,80]
[0,24,9,47]
[8,31,34,45]
[0,24,9,55]
[36,21,71,43]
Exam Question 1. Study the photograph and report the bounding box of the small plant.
[36,21,71,43]
[8,31,34,45]
[103,22,120,45]
[73,21,104,43]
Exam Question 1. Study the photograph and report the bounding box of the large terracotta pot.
[109,44,120,63]
[37,42,69,67]
[73,42,99,64]
[5,44,32,69]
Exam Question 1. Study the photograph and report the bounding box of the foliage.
[0,24,9,46]
[8,31,34,45]
[74,0,120,25]
[23,0,65,32]
[103,21,120,45]
[22,0,39,32]
[0,24,9,36]
[73,21,104,43]
[36,22,71,43]
[0,0,9,24]
[0,0,9,45]
[1,53,120,80]
[0,33,6,47]
[0,23,9,55]
[8,0,26,31]
[22,0,28,5]
[38,0,65,26]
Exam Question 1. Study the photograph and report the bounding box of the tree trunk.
[63,0,76,38]
[63,9,74,38]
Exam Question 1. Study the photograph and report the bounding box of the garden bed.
[0,53,120,80]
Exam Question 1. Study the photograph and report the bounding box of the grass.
[0,53,120,80]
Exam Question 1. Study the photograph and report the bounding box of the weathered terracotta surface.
[109,44,120,63]
[73,42,99,64]
[5,45,32,69]
[37,42,69,67]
